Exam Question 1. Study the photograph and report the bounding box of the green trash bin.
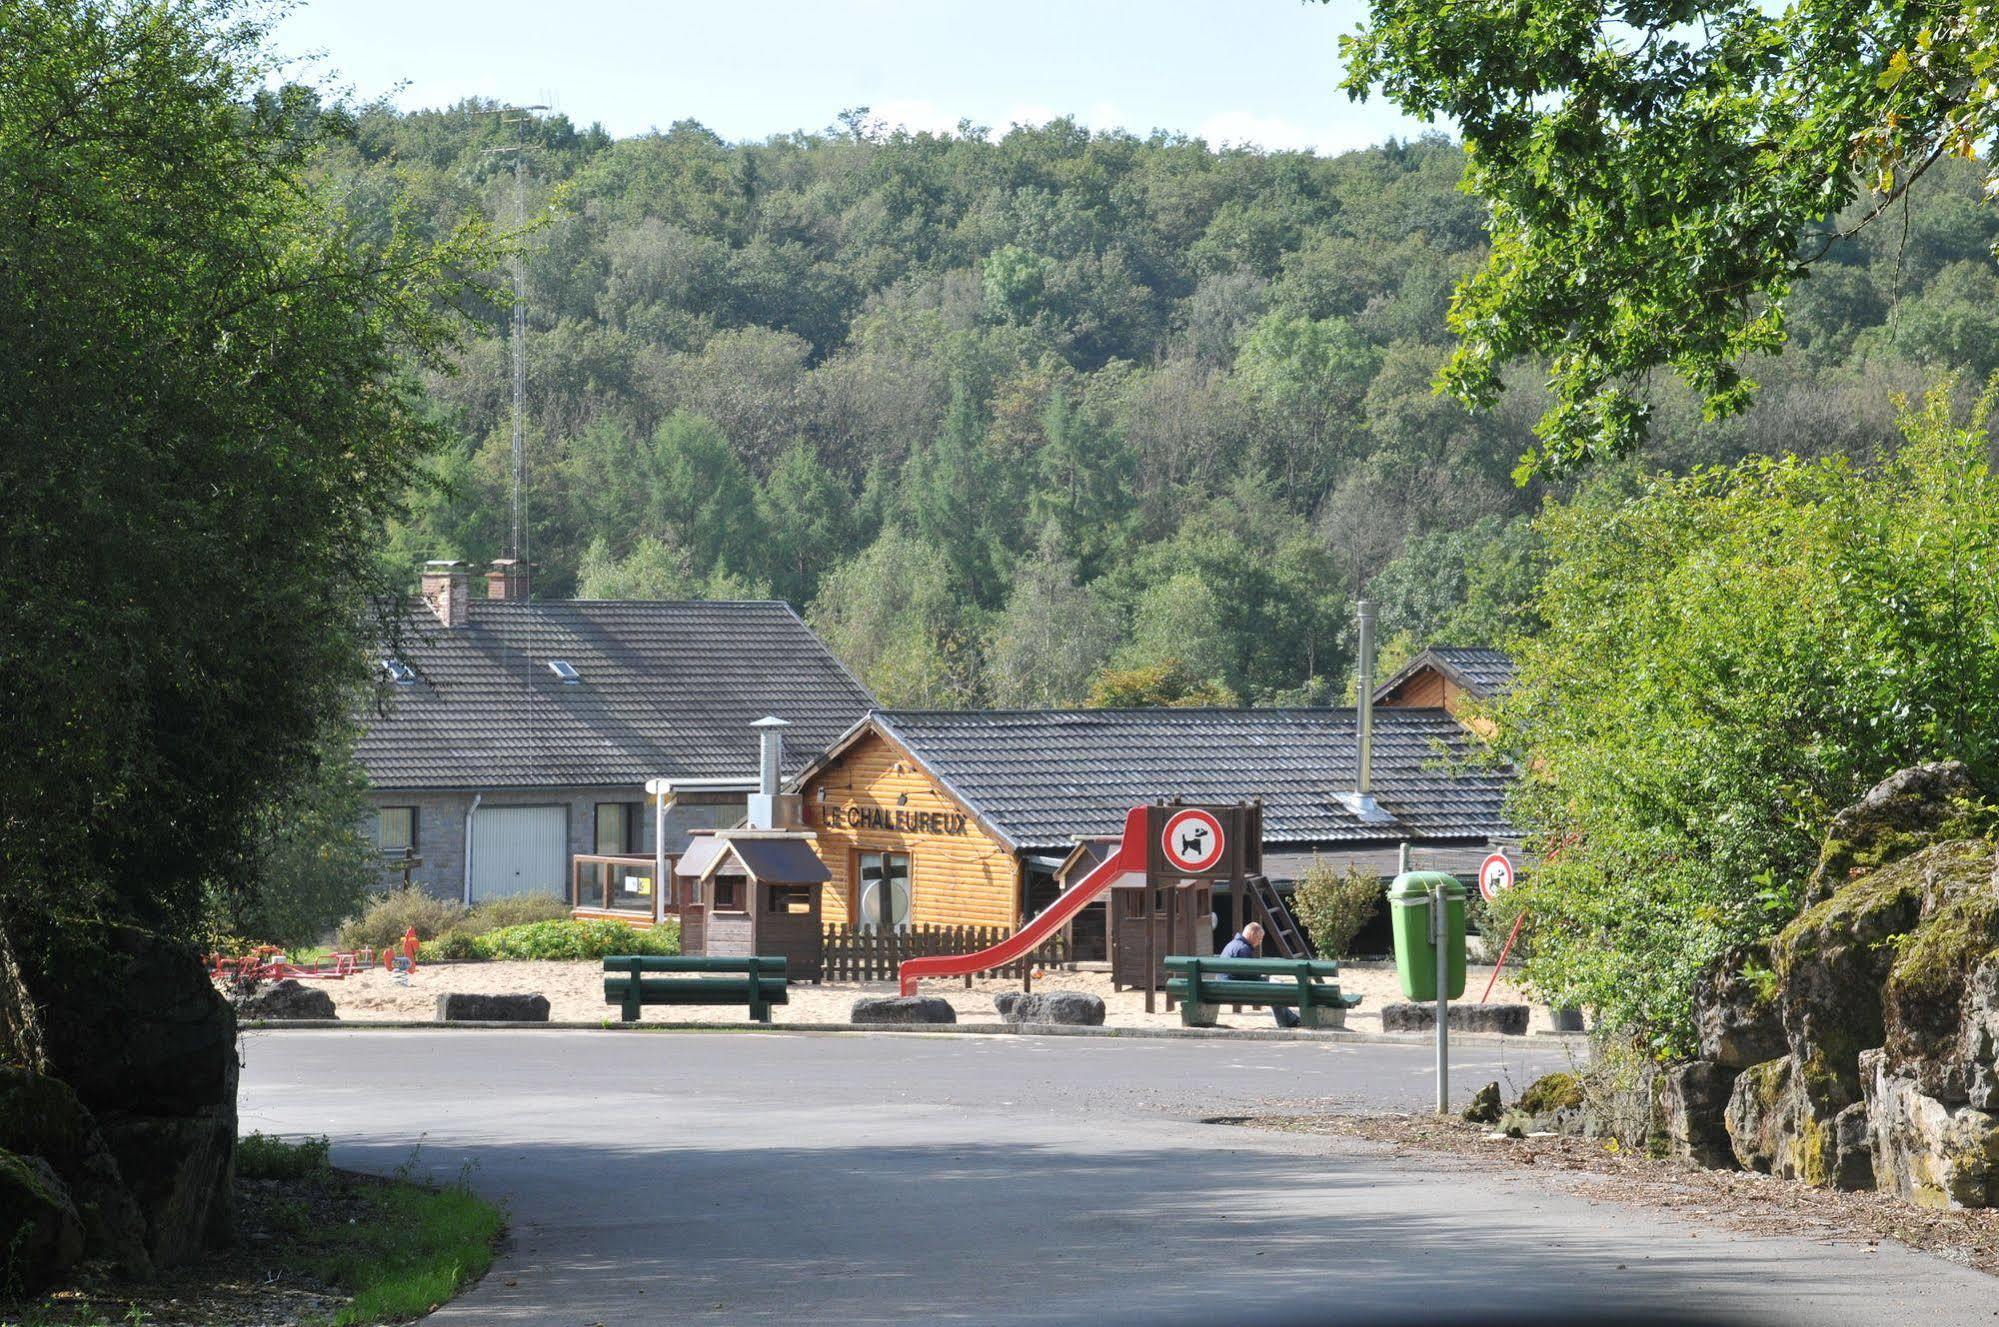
[1388,871,1467,1001]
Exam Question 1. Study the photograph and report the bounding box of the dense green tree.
[1086,660,1238,708]
[277,83,1998,713]
[1496,383,1999,1049]
[1027,387,1134,579]
[641,411,765,579]
[904,388,1016,605]
[1341,0,1999,471]
[1,2,493,1013]
[986,529,1121,708]
[756,441,858,605]
[215,735,379,949]
[807,531,985,707]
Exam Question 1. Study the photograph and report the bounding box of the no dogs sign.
[1160,808,1226,874]
[1478,851,1515,902]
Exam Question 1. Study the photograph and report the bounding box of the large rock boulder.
[850,996,956,1025]
[239,978,337,1020]
[30,927,237,1265]
[0,1067,150,1275]
[1669,766,1999,1202]
[1805,761,1986,904]
[1663,1061,1739,1169]
[1863,1048,1999,1207]
[0,1149,84,1292]
[993,991,1105,1026]
[435,992,550,1022]
[1693,943,1786,1069]
[1381,1002,1528,1035]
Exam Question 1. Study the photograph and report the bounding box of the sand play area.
[303,958,1568,1034]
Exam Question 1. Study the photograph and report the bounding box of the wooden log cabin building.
[788,697,1518,961]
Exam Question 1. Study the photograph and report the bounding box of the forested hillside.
[325,101,1999,705]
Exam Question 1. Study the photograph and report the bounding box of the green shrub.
[471,918,679,961]
[1291,857,1381,957]
[336,890,468,951]
[464,892,571,931]
[418,931,481,962]
[237,1132,331,1180]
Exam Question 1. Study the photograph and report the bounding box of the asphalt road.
[240,1030,1995,1326]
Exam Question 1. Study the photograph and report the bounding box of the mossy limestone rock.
[1663,1061,1739,1169]
[1693,943,1785,1069]
[1805,761,1988,904]
[0,1148,85,1293]
[1863,1048,1999,1208]
[0,1067,150,1275]
[1462,1081,1503,1124]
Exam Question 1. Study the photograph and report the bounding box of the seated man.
[1219,921,1299,1029]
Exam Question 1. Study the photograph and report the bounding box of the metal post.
[653,787,668,926]
[1432,880,1449,1114]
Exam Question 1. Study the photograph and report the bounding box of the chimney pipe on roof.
[485,557,531,600]
[746,716,802,830]
[1356,599,1376,797]
[420,560,470,628]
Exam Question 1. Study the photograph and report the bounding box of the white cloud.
[1195,109,1326,153]
[864,98,964,137]
[998,103,1059,130]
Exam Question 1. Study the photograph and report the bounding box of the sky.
[270,0,1443,153]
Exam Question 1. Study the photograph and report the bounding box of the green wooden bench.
[603,955,790,1024]
[1163,955,1362,1029]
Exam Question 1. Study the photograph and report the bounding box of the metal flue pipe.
[1356,599,1376,797]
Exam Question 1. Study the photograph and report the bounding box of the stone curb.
[240,1018,1587,1049]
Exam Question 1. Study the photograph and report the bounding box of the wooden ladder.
[1245,873,1316,959]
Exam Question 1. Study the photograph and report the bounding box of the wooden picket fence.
[821,923,1072,986]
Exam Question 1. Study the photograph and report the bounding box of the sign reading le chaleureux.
[821,803,970,835]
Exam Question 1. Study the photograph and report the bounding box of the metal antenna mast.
[485,105,547,564]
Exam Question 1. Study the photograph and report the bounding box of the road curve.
[239,1030,1989,1326]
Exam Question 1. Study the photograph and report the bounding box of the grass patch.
[319,1183,503,1325]
[236,1131,331,1180]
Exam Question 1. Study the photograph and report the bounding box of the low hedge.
[416,918,681,963]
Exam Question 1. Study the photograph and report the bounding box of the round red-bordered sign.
[1160,808,1226,874]
[1478,851,1515,902]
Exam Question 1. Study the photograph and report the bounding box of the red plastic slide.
[899,805,1147,995]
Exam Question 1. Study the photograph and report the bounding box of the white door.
[469,805,567,901]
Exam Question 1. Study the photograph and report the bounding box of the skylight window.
[548,659,581,684]
[381,658,416,685]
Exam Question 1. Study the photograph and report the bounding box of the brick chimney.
[419,560,470,628]
[485,557,531,601]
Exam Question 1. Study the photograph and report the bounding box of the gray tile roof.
[1374,645,1516,702]
[359,600,874,790]
[858,708,1515,851]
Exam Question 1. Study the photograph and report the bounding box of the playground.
[283,953,1558,1030]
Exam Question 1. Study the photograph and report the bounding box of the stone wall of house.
[360,789,746,902]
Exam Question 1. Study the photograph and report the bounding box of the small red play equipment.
[208,945,374,983]
[899,806,1148,996]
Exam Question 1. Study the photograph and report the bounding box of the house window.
[711,875,745,912]
[766,884,815,915]
[594,802,638,855]
[376,806,417,854]
[857,851,911,931]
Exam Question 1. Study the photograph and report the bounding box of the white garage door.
[469,805,568,901]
